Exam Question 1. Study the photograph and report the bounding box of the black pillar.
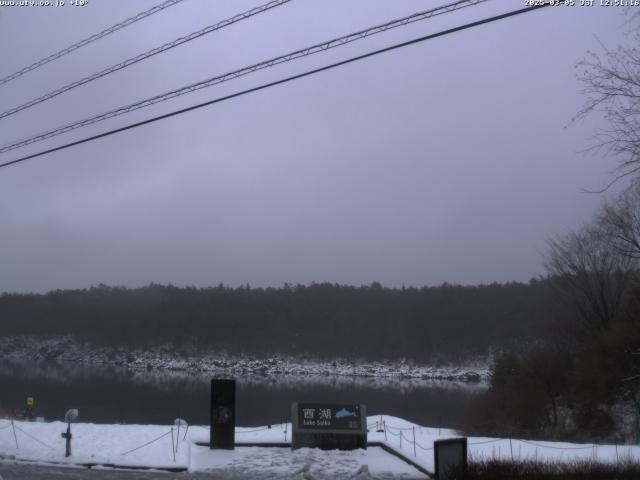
[210,379,235,449]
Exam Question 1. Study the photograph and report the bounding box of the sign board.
[64,409,79,423]
[174,418,188,428]
[434,437,467,480]
[26,397,34,408]
[297,403,363,431]
[292,402,366,450]
[210,379,235,450]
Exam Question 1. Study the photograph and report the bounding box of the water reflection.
[0,361,485,429]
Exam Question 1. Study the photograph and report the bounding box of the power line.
[0,3,550,170]
[0,0,292,121]
[0,0,185,87]
[0,0,488,155]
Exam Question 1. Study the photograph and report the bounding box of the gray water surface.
[0,361,484,428]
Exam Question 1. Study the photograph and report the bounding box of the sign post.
[26,396,34,420]
[210,379,235,450]
[291,403,367,450]
[61,409,78,458]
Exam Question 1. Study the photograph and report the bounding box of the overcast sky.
[0,0,633,293]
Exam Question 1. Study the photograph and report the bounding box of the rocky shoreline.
[0,335,489,382]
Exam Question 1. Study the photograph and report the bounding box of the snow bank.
[0,415,638,477]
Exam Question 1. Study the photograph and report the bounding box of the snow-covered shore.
[0,416,638,478]
[0,336,489,382]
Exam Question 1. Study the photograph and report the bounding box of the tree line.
[467,21,640,442]
[0,280,555,362]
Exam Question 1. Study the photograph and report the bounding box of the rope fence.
[378,417,627,461]
[520,439,596,451]
[468,438,504,446]
[12,423,56,450]
[2,415,637,465]
[236,427,271,434]
[415,440,433,451]
[121,430,172,456]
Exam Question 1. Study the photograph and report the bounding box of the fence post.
[171,428,175,462]
[11,419,18,449]
[412,426,416,457]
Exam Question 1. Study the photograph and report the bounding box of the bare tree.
[574,17,640,188]
[597,183,640,260]
[545,223,634,332]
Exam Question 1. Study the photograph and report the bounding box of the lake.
[0,361,485,430]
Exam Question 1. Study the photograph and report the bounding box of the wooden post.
[412,426,416,457]
[11,419,18,449]
[60,423,72,457]
[171,428,175,462]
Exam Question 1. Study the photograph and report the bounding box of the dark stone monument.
[434,437,467,480]
[210,379,235,449]
[291,402,367,450]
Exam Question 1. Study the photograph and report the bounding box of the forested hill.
[0,281,556,361]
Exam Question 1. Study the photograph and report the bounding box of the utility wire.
[0,0,488,154]
[0,0,292,121]
[0,3,551,170]
[0,0,185,87]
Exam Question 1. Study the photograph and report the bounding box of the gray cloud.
[0,0,629,292]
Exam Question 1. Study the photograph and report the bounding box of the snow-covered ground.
[0,335,489,382]
[1,416,638,479]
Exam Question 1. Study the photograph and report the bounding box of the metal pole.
[510,438,514,461]
[176,424,180,454]
[383,421,387,441]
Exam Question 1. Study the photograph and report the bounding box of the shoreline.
[0,335,490,383]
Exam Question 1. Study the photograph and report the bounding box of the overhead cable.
[0,0,185,86]
[0,0,292,121]
[0,0,488,154]
[0,3,551,170]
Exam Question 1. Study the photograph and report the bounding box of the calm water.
[0,361,485,429]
